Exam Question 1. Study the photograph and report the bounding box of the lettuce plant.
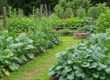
[49,33,110,80]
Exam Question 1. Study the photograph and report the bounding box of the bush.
[88,6,100,19]
[53,18,82,29]
[58,29,74,36]
[0,16,60,77]
[49,33,110,80]
[8,16,37,33]
[64,8,73,18]
[76,18,97,33]
[97,10,110,33]
[54,0,91,18]
[76,8,86,18]
[0,31,35,77]
[54,5,64,18]
[88,3,109,19]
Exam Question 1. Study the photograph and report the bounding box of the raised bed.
[74,32,90,39]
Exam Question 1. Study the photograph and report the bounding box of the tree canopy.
[0,0,110,15]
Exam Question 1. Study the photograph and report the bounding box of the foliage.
[71,0,91,10]
[53,18,82,29]
[8,16,37,33]
[88,3,109,19]
[0,0,3,15]
[64,8,73,18]
[49,33,110,80]
[76,18,97,33]
[88,6,100,19]
[0,16,59,77]
[54,5,64,18]
[1,36,81,80]
[54,0,91,18]
[29,20,59,52]
[97,10,110,33]
[76,8,86,18]
[0,31,34,77]
[58,29,74,36]
[7,0,59,15]
[106,28,110,36]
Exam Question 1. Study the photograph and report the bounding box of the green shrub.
[88,6,100,19]
[88,3,109,19]
[97,10,110,33]
[58,29,74,36]
[76,18,97,33]
[64,8,73,18]
[0,31,35,77]
[53,18,82,29]
[106,28,110,36]
[76,8,86,18]
[54,0,91,18]
[8,16,37,33]
[0,17,60,77]
[54,5,64,18]
[49,33,110,80]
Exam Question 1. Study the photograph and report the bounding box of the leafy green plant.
[58,29,74,36]
[54,0,91,18]
[53,18,82,29]
[64,8,73,18]
[49,33,110,80]
[0,25,59,78]
[8,16,37,33]
[97,10,110,33]
[88,3,109,19]
[76,8,86,18]
[76,18,97,33]
[54,5,64,18]
[106,28,110,36]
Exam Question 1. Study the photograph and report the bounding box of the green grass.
[2,36,82,80]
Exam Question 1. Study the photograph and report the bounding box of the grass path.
[2,36,82,80]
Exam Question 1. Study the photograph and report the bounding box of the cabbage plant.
[49,33,110,80]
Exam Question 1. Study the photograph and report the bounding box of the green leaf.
[105,68,110,73]
[0,49,13,59]
[67,60,73,64]
[92,72,99,78]
[27,53,35,59]
[9,63,20,71]
[100,76,106,80]
[67,72,75,79]
[56,66,63,70]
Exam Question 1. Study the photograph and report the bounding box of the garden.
[0,0,110,80]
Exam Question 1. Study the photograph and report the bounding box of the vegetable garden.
[0,0,110,80]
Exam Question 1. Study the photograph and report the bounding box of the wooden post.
[49,5,51,15]
[44,4,48,16]
[40,4,43,14]
[3,6,7,29]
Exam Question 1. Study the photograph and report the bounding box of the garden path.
[2,36,81,80]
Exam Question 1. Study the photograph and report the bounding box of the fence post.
[3,6,7,29]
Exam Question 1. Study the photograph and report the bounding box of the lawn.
[1,36,82,80]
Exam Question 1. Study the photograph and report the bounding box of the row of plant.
[0,16,59,78]
[48,32,110,80]
[53,18,97,36]
[53,18,82,29]
[53,8,110,36]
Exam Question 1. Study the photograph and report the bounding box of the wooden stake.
[3,6,7,29]
[40,4,43,14]
[44,4,48,16]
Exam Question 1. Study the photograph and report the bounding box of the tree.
[7,0,59,15]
